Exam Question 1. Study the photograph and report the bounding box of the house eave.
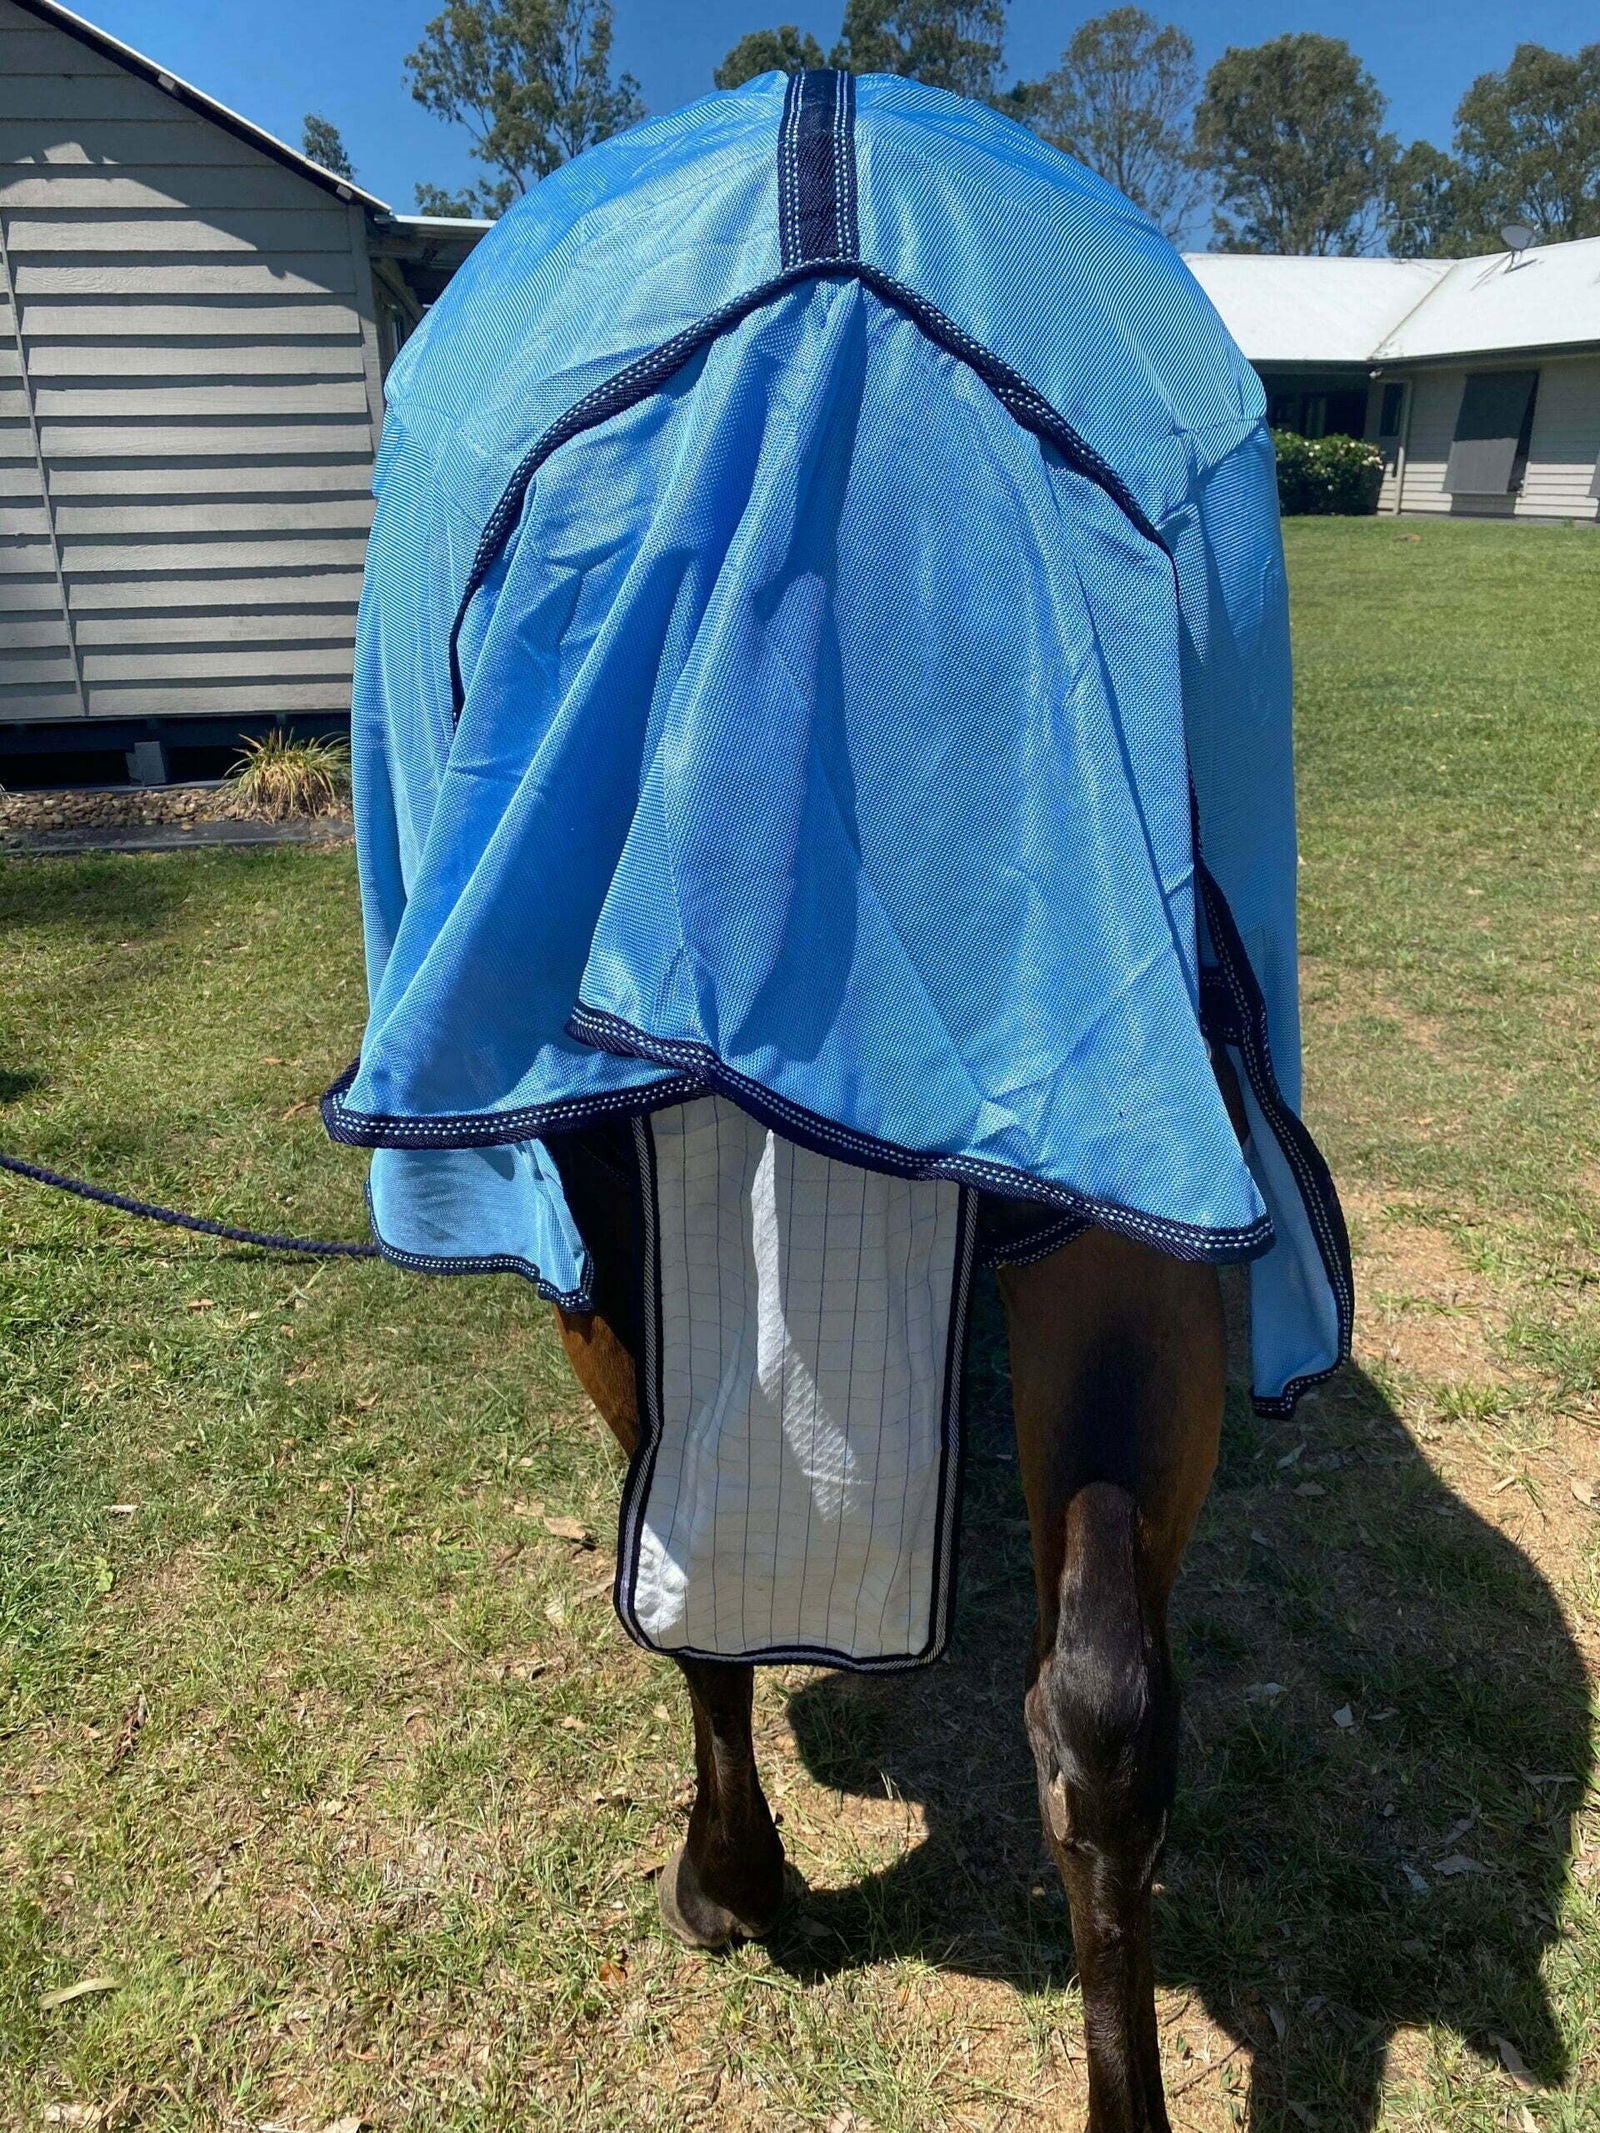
[6,0,393,218]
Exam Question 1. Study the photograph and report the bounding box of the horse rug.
[325,68,1353,1669]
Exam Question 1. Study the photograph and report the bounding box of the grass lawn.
[2,514,1599,2132]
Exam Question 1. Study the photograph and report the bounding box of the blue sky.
[69,0,1597,216]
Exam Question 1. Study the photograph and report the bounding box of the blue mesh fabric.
[331,71,1350,1410]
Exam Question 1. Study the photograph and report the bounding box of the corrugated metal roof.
[1186,239,1600,367]
[1373,235,1600,360]
[1182,254,1448,365]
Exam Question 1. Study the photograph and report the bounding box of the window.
[1444,369,1539,495]
[1378,383,1406,438]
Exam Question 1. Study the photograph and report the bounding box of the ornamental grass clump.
[225,731,351,821]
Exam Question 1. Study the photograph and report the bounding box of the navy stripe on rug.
[779,68,858,268]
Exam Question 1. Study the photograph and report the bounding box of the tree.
[1452,42,1600,245]
[406,0,644,217]
[1193,32,1394,255]
[413,184,483,216]
[831,0,1007,101]
[1011,8,1201,240]
[714,25,826,90]
[1383,139,1468,255]
[301,113,355,180]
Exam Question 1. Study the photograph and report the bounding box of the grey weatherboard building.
[0,0,476,786]
[2,4,1595,787]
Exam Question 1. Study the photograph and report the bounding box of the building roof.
[9,0,391,215]
[1371,235,1600,360]
[1181,255,1449,366]
[1186,238,1600,368]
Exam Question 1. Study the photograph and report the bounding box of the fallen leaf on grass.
[38,1977,118,2011]
[578,1566,617,1604]
[559,1714,587,1733]
[1294,1482,1326,1498]
[542,1514,594,1547]
[1276,1443,1306,1469]
[1516,2109,1539,2133]
[597,1958,628,1988]
[318,2118,371,2133]
[1332,1705,1355,1729]
[1400,1864,1429,1894]
[354,1393,380,1411]
[1571,1479,1596,1508]
[1245,1682,1285,1701]
[1432,1854,1486,1876]
[41,2107,108,2129]
[105,1505,137,1517]
[1490,2033,1538,2089]
[280,1099,316,1120]
[185,1298,215,1313]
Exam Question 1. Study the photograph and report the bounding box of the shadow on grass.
[0,849,200,935]
[768,1274,1591,2130]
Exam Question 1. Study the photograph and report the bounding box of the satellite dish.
[1500,222,1538,256]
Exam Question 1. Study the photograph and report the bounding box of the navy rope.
[0,1147,378,1259]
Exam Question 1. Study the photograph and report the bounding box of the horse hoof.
[657,1844,782,1951]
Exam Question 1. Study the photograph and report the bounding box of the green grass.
[2,515,1599,2130]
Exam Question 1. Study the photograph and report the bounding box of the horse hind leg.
[1000,1230,1225,2133]
[548,1127,785,1951]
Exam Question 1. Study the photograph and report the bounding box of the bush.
[1271,429,1384,516]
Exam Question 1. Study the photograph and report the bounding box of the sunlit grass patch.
[2,517,1599,2126]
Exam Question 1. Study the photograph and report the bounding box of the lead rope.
[0,1147,378,1259]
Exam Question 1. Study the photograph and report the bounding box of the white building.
[1186,242,1600,523]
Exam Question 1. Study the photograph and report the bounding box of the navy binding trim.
[363,1182,592,1308]
[324,1012,1274,1265]
[444,263,1168,722]
[611,1110,976,1672]
[321,1054,707,1147]
[779,69,858,268]
[1195,861,1355,1417]
[567,1002,1274,1265]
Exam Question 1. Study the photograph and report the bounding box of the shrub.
[225,731,351,820]
[1271,428,1384,516]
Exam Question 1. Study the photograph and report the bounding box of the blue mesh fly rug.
[324,69,1353,1671]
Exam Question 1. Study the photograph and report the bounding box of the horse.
[548,1120,1226,2133]
[327,66,1353,2133]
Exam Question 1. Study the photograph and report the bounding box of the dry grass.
[1,517,1598,2130]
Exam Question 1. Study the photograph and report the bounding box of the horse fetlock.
[661,1813,786,1950]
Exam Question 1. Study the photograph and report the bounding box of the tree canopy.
[714,0,1006,102]
[714,25,826,91]
[406,0,643,215]
[1193,32,1394,255]
[301,114,356,180]
[1452,41,1600,245]
[1007,7,1200,240]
